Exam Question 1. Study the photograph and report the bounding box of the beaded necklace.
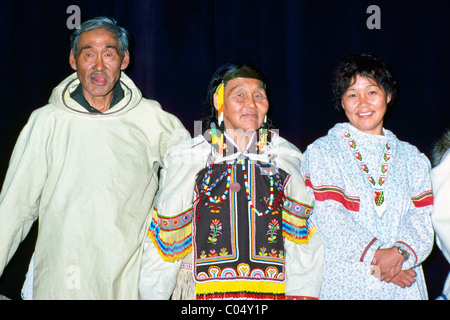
[240,155,275,216]
[200,129,276,217]
[202,158,236,207]
[344,131,391,208]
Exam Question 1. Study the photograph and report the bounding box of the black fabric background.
[0,0,448,300]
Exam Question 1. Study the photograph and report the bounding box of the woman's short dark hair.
[332,53,397,111]
[201,62,272,133]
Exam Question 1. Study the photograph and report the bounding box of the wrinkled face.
[69,28,130,103]
[341,75,391,135]
[214,77,269,133]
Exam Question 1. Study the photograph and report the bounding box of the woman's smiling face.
[341,74,391,135]
[214,77,269,133]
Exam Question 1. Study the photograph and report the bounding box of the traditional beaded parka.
[140,131,323,299]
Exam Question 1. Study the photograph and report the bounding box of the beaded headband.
[214,66,267,128]
[222,67,267,86]
[212,66,269,156]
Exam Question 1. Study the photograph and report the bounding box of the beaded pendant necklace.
[344,131,391,208]
[201,129,276,216]
[240,155,274,216]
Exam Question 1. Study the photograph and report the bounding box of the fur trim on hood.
[432,129,450,167]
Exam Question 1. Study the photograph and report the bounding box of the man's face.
[69,28,130,104]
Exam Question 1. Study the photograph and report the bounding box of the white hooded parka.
[0,72,190,299]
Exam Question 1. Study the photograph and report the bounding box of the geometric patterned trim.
[196,279,285,300]
[283,196,313,219]
[282,196,315,244]
[157,207,193,232]
[148,207,193,262]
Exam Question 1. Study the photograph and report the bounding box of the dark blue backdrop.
[0,0,448,300]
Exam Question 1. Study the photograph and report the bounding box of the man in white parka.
[431,130,450,300]
[0,17,189,299]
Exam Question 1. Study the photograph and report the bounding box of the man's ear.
[69,50,77,71]
[213,92,219,111]
[121,50,130,70]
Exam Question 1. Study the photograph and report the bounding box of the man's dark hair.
[70,16,130,56]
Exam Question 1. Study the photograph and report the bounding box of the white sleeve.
[0,110,47,276]
[285,231,324,299]
[139,236,181,300]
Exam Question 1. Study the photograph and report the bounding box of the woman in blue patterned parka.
[301,53,434,299]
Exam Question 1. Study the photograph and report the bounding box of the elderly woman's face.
[341,75,391,135]
[214,78,268,133]
[69,28,129,105]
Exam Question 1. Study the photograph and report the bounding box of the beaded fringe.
[281,197,315,244]
[148,208,193,262]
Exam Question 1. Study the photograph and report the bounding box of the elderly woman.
[139,62,323,300]
[301,53,434,299]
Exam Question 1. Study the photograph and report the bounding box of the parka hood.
[48,72,143,117]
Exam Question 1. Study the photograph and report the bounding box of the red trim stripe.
[285,295,318,300]
[411,190,433,208]
[360,238,378,262]
[305,176,360,212]
[396,241,418,263]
